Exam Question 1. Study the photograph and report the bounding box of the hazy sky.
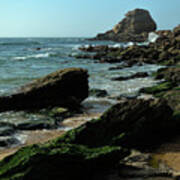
[0,0,180,37]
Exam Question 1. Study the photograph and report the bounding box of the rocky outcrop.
[0,98,173,179]
[140,67,180,96]
[0,68,89,112]
[112,72,148,81]
[78,24,180,65]
[92,9,157,42]
[89,88,108,97]
[155,67,180,84]
[140,67,180,114]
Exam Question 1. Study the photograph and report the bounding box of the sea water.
[0,38,161,122]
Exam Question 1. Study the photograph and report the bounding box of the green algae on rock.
[0,143,128,180]
[140,82,174,96]
[0,98,173,179]
[55,98,173,149]
[155,67,180,84]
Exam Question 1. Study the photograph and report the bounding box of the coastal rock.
[162,90,180,112]
[0,98,173,179]
[112,72,148,81]
[139,82,174,96]
[57,98,173,149]
[78,24,180,65]
[89,89,108,97]
[173,25,180,37]
[155,67,180,84]
[92,9,157,42]
[100,98,173,149]
[0,68,89,112]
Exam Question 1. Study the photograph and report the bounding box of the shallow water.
[0,38,163,147]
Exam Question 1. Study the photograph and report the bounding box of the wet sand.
[0,129,65,160]
[153,136,180,172]
[0,112,101,161]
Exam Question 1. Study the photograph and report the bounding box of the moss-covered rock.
[45,107,73,119]
[162,89,180,111]
[0,68,89,112]
[89,89,108,97]
[155,67,180,84]
[140,82,174,96]
[0,143,128,180]
[54,98,173,149]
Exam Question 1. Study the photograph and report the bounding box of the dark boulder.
[89,89,108,97]
[0,68,89,112]
[155,67,180,84]
[112,72,148,81]
[57,98,173,149]
[139,82,174,96]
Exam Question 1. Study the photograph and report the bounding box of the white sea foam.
[109,43,123,48]
[14,133,27,145]
[14,53,50,60]
[148,32,159,43]
[126,42,135,46]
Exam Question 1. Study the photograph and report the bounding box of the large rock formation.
[92,8,157,42]
[0,68,89,112]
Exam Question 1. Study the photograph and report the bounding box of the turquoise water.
[0,38,160,96]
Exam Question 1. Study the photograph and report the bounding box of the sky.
[0,0,180,37]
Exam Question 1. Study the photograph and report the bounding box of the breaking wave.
[13,52,65,60]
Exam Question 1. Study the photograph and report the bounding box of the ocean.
[0,37,160,96]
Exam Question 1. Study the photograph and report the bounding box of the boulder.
[92,9,157,42]
[56,98,173,149]
[162,90,180,112]
[112,72,148,81]
[0,68,89,112]
[155,67,180,84]
[89,89,108,97]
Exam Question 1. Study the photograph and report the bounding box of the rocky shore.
[77,24,180,67]
[0,63,180,179]
[0,9,180,180]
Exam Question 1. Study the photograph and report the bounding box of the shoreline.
[0,112,101,161]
